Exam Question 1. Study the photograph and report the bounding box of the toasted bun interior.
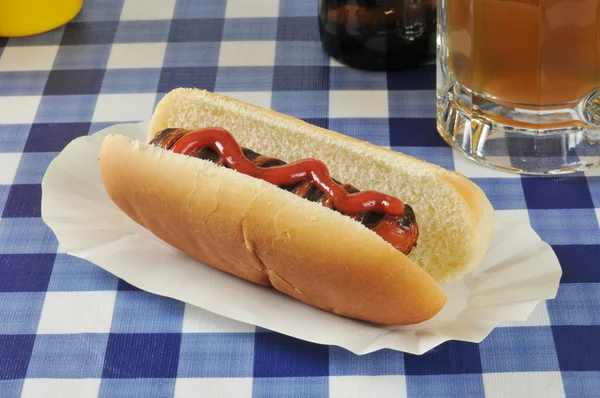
[148,88,495,283]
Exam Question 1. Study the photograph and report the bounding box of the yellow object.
[0,0,83,37]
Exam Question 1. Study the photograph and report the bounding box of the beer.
[437,0,600,174]
[318,0,436,70]
[446,0,600,105]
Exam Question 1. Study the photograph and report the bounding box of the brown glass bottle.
[318,0,436,70]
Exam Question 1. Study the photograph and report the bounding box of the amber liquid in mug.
[446,0,600,105]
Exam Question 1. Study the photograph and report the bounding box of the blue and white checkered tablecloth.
[0,0,598,397]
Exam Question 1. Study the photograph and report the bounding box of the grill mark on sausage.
[360,211,385,228]
[241,148,262,162]
[305,184,326,202]
[150,128,186,150]
[196,147,221,163]
[291,180,313,198]
[259,158,287,168]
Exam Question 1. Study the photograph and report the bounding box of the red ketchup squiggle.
[171,127,406,217]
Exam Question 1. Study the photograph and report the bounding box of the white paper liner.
[41,122,562,355]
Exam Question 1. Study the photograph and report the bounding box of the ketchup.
[171,128,406,217]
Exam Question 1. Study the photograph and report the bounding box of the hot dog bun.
[99,88,494,325]
[149,88,494,282]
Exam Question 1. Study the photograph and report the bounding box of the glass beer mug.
[437,0,600,174]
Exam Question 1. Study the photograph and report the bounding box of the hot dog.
[150,127,419,255]
[99,88,494,325]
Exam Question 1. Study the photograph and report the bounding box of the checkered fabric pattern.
[0,0,598,397]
